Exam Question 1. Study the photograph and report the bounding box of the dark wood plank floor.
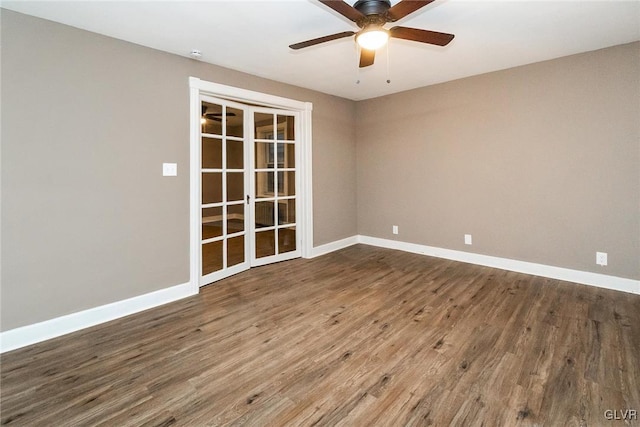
[2,245,639,426]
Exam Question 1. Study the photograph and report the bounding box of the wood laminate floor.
[1,245,639,426]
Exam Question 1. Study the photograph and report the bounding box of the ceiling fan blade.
[319,0,365,22]
[359,49,375,68]
[386,0,435,22]
[289,31,355,50]
[390,26,455,46]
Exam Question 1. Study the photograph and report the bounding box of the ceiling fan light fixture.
[289,0,454,68]
[356,28,389,50]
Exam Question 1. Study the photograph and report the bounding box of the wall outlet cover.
[596,252,608,266]
[464,234,472,245]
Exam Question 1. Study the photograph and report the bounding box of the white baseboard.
[0,282,196,354]
[310,235,359,258]
[358,235,640,295]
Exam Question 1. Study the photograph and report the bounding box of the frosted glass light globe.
[356,29,389,50]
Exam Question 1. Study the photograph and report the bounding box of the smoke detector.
[190,49,202,59]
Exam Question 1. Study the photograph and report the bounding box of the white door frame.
[189,77,314,294]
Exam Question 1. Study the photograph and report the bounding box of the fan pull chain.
[386,41,391,84]
[355,44,361,84]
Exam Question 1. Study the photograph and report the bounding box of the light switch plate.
[163,163,177,176]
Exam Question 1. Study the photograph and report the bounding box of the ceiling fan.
[289,0,454,68]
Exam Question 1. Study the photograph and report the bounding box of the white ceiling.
[3,0,639,100]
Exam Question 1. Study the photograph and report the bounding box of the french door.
[200,96,250,285]
[199,96,301,286]
[250,107,301,267]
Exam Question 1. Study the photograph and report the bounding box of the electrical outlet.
[392,225,399,235]
[596,252,608,266]
[464,234,472,245]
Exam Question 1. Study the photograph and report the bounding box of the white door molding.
[188,77,314,293]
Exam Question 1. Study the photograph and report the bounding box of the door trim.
[188,77,314,294]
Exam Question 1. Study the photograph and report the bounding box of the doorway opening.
[189,78,313,290]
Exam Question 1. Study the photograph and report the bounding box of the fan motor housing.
[353,0,391,16]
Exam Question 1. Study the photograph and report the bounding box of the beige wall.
[356,42,640,280]
[1,10,357,331]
